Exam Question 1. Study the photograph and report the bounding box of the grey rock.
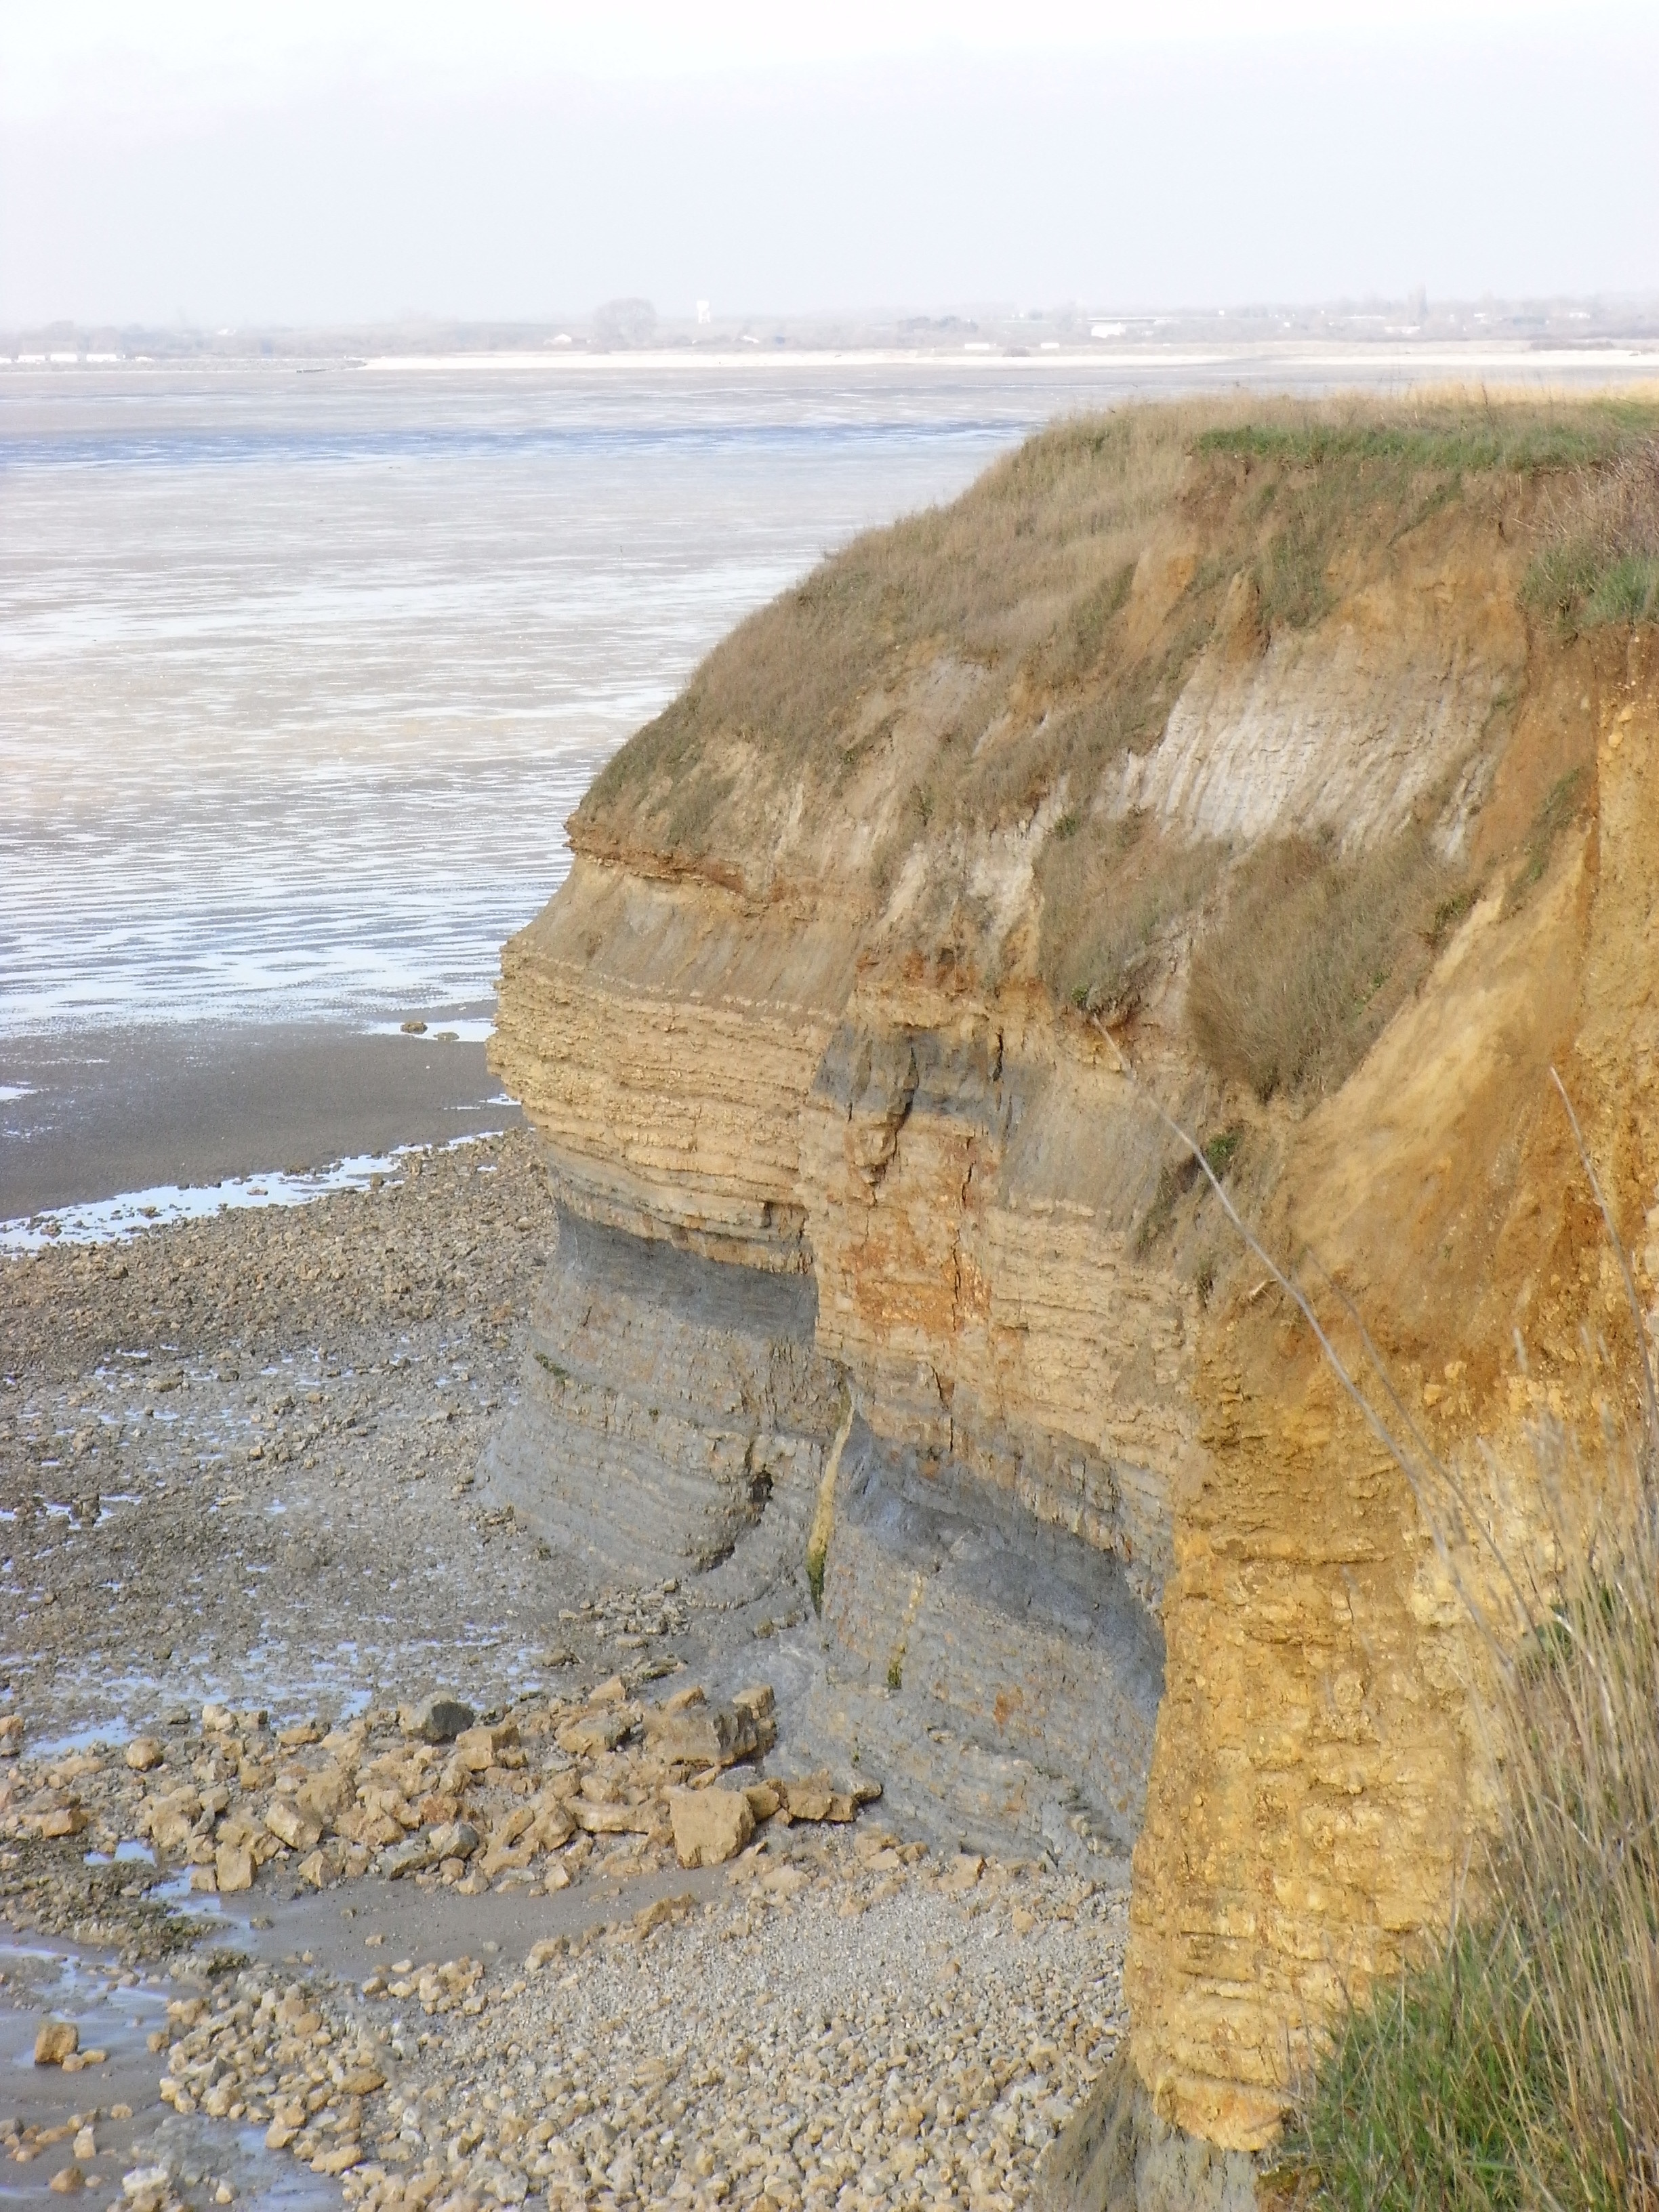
[644,1700,764,1767]
[376,1835,434,1880]
[1037,2050,1261,2212]
[427,1819,480,1862]
[403,1693,476,1742]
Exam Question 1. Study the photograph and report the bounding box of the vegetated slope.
[495,392,1659,2160]
[577,396,1656,1097]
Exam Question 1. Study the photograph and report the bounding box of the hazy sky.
[3,0,1656,327]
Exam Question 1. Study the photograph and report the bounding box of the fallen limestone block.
[780,1769,880,1822]
[295,1765,354,1820]
[143,1790,201,1854]
[426,1819,480,1863]
[573,1797,658,1835]
[48,2163,84,2193]
[668,1784,754,1866]
[401,1694,475,1743]
[264,1799,323,1852]
[215,1842,255,1893]
[122,2167,172,2212]
[777,1774,836,1822]
[377,1835,434,1879]
[34,2020,78,2066]
[39,1805,88,1839]
[742,1781,781,1820]
[556,1710,632,1757]
[455,1719,517,1771]
[531,1802,576,1850]
[647,1701,761,1768]
[0,1713,22,1757]
[487,1804,537,1849]
[125,1737,165,1772]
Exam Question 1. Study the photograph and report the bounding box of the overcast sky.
[3,0,1656,327]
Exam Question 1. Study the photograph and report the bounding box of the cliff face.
[489,400,1659,2152]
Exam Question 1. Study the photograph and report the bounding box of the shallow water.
[0,1938,340,2212]
[0,358,1126,1039]
[0,1129,496,1254]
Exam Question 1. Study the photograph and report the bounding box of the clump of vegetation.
[1280,1455,1659,2209]
[1284,1922,1551,2209]
[1199,411,1654,640]
[1251,1097,1659,2210]
[1045,816,1223,1023]
[1525,435,1659,632]
[1502,768,1591,918]
[1187,829,1458,1099]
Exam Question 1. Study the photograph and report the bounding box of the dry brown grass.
[1039,811,1225,1020]
[581,403,1202,856]
[1186,829,1460,1101]
[1528,433,1659,632]
[578,392,1659,1109]
[582,392,1659,878]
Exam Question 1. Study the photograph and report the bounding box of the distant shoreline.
[7,342,1659,380]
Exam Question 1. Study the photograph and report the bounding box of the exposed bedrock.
[479,1191,1169,1869]
[478,1202,841,1596]
[489,403,1659,2176]
[808,1418,1163,1868]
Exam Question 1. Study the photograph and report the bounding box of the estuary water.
[0,355,1135,1037]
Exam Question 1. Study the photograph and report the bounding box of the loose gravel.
[0,1130,1127,2212]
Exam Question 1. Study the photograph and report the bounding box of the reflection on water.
[0,1129,499,1252]
[0,359,1085,1036]
[0,1938,340,2212]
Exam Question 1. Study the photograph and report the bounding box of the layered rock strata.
[489,401,1659,2172]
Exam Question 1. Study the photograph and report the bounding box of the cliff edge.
[489,396,1659,2168]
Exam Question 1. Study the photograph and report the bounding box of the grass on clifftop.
[1524,434,1659,632]
[577,392,1659,1105]
[581,393,1658,869]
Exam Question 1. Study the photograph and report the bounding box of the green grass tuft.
[1523,436,1659,633]
[1275,1923,1557,2212]
[1503,767,1589,916]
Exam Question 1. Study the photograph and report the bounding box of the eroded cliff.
[489,396,1659,2161]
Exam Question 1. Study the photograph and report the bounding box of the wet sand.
[0,1021,520,1223]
